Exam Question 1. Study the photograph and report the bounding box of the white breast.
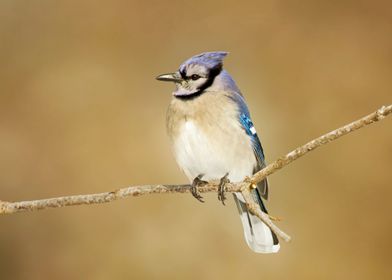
[173,120,257,183]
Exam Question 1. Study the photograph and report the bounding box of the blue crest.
[180,51,228,71]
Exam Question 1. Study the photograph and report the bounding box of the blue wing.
[226,92,269,199]
[238,112,269,200]
[231,95,278,248]
[239,113,265,165]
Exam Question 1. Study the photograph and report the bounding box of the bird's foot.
[218,173,230,205]
[191,174,208,203]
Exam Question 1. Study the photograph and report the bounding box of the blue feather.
[239,113,265,164]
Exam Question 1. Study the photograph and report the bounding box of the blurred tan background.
[0,0,391,279]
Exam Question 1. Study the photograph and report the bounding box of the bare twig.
[1,105,391,242]
[241,189,291,242]
[250,104,392,185]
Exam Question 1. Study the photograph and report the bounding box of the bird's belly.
[172,121,256,182]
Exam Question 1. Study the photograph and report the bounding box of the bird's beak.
[156,72,183,83]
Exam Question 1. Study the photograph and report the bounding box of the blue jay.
[156,52,279,253]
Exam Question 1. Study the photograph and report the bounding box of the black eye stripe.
[175,65,223,101]
[193,64,222,92]
[182,73,203,80]
[190,74,201,80]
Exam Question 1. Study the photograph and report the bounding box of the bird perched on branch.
[156,52,279,253]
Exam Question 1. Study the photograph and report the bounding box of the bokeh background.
[0,1,391,279]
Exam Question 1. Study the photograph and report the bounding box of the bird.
[156,51,279,253]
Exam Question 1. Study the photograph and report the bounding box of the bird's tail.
[233,190,280,253]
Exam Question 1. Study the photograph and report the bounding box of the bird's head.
[156,51,228,98]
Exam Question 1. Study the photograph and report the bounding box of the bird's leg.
[218,173,230,205]
[191,174,208,203]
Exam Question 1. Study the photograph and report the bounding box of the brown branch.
[1,105,391,242]
[250,104,392,185]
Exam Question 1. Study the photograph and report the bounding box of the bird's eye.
[190,74,201,80]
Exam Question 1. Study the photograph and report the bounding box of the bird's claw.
[218,173,230,205]
[191,174,208,203]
